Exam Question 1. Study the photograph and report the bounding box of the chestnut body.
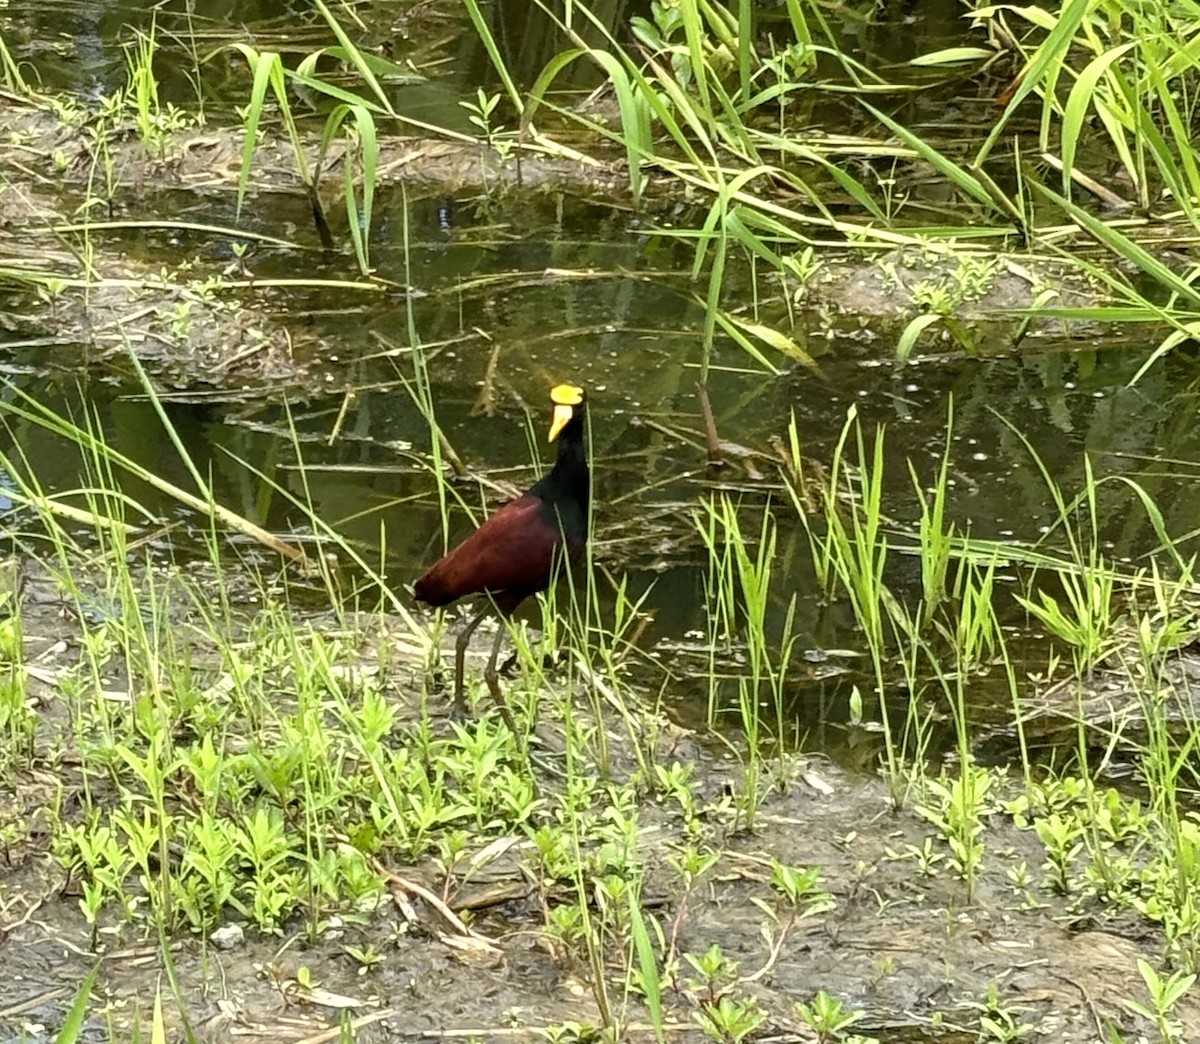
[414,388,589,716]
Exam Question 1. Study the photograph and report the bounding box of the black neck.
[532,411,589,513]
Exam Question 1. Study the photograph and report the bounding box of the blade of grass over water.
[397,184,449,550]
[1059,41,1136,204]
[48,220,304,248]
[525,46,652,204]
[314,101,378,274]
[974,0,1092,166]
[229,45,306,219]
[312,0,397,117]
[1032,181,1200,309]
[1,377,306,563]
[862,102,1023,230]
[460,0,524,117]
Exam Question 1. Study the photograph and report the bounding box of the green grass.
[16,0,1197,376]
[6,378,1200,1040]
[8,0,1200,1035]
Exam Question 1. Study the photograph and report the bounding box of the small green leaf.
[910,47,993,66]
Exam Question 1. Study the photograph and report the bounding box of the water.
[4,0,1199,765]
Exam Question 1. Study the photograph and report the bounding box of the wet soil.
[2,750,1192,1043]
[1,101,1135,389]
[0,567,1196,1043]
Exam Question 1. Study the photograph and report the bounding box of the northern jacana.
[414,384,589,719]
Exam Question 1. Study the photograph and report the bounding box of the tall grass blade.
[974,0,1091,164]
[863,102,1020,225]
[1032,182,1200,306]
[1060,43,1137,201]
[230,45,279,216]
[461,0,524,115]
[525,48,650,202]
[628,891,665,1043]
[53,966,99,1044]
[314,0,397,115]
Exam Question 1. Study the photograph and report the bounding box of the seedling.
[1127,958,1196,1044]
[695,994,767,1044]
[684,944,740,1009]
[768,860,835,916]
[460,87,516,161]
[916,764,993,898]
[1033,813,1083,896]
[342,944,384,973]
[795,990,873,1043]
[964,984,1033,1042]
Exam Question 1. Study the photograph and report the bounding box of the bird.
[414,384,589,723]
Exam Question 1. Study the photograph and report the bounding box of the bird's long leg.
[484,621,520,736]
[484,617,563,784]
[454,605,491,714]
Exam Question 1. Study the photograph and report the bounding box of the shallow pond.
[8,191,1200,763]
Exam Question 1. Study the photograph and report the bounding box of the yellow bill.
[548,384,584,442]
[549,403,574,442]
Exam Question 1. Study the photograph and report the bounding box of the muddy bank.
[3,98,1128,354]
[1,103,633,204]
[1,753,1191,1042]
[0,562,1193,1043]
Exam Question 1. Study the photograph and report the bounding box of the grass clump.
[7,385,1200,1040]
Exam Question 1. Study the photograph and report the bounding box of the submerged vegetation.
[2,0,1200,1041]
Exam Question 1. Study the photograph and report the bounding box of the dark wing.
[413,494,561,610]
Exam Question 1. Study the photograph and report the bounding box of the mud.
[0,565,1193,1043]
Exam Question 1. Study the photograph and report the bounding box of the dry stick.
[369,858,502,953]
[664,880,695,970]
[476,339,503,417]
[696,380,724,467]
[1051,970,1105,1040]
[631,416,708,454]
[210,339,270,373]
[1040,153,1132,210]
[51,219,301,248]
[327,388,355,446]
[215,324,296,375]
[364,328,482,363]
[420,1025,692,1039]
[1,488,139,535]
[0,895,45,942]
[294,1008,401,1044]
[437,426,469,479]
[0,987,71,1019]
[141,471,306,563]
[741,910,796,983]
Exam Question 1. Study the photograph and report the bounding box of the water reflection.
[5,0,1200,766]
